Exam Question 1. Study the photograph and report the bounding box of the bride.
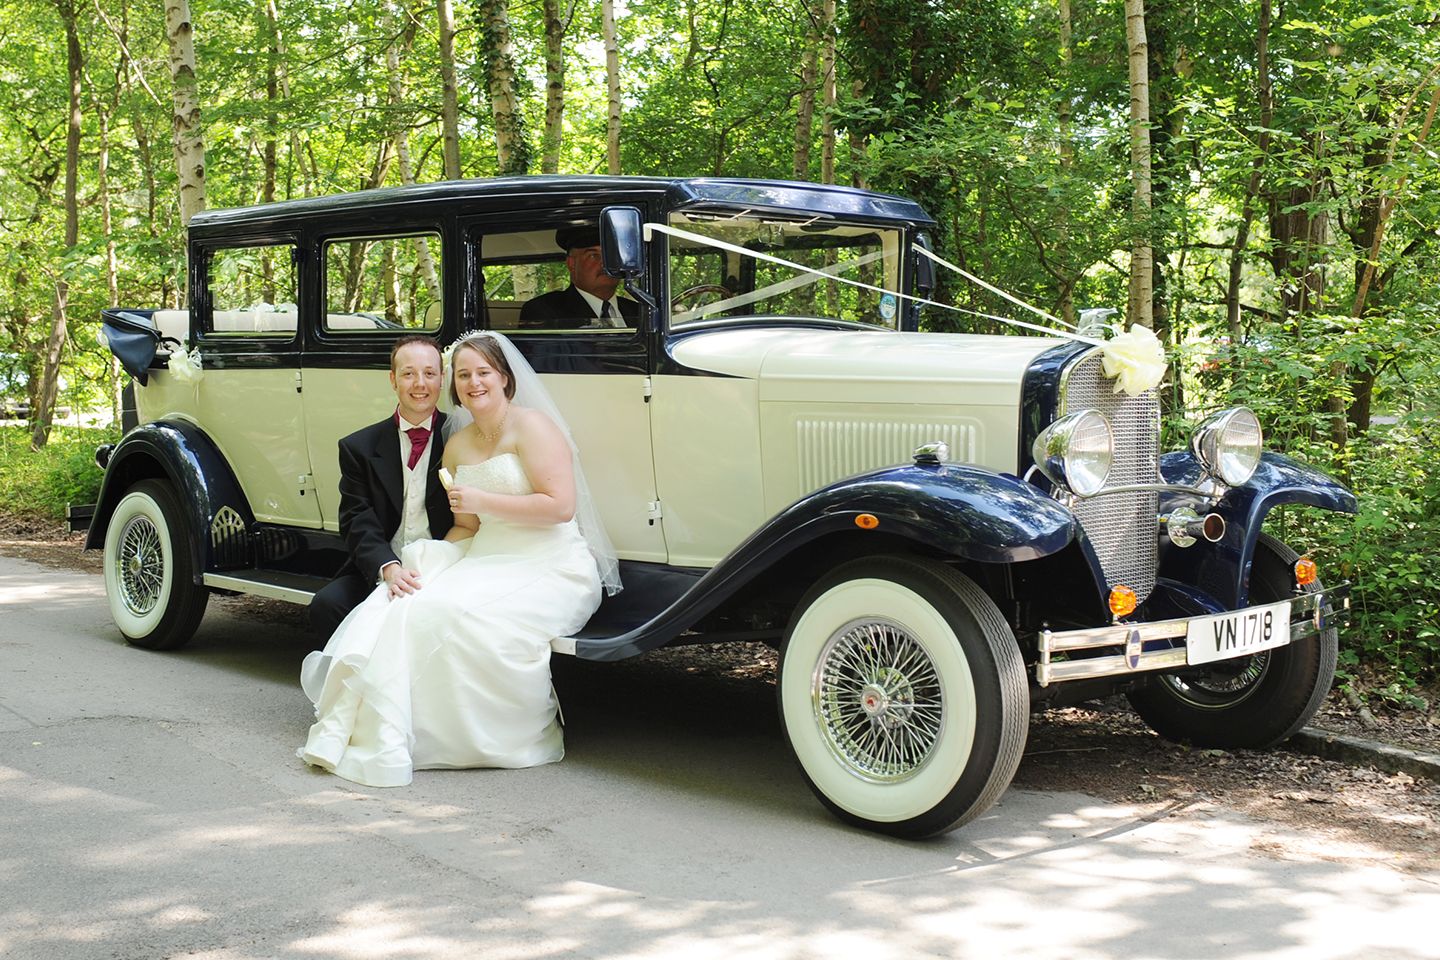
[298,331,621,787]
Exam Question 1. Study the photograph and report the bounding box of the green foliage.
[0,0,1437,691]
[0,426,117,518]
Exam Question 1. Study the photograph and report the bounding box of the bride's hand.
[447,483,489,516]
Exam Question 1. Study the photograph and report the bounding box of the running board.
[203,570,326,605]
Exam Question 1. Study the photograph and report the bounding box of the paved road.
[2,554,1435,960]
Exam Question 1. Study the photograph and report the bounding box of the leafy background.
[0,0,1436,691]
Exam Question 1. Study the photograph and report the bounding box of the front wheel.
[777,555,1028,838]
[102,479,209,650]
[1127,533,1337,748]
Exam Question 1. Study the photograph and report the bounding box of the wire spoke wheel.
[116,515,165,616]
[815,619,944,782]
[102,480,208,650]
[778,555,1028,838]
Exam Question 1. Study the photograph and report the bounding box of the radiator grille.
[1061,351,1161,602]
[797,418,976,491]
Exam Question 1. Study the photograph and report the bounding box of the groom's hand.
[382,564,424,599]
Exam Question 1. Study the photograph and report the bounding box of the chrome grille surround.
[1059,349,1162,602]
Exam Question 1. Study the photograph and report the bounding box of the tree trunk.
[479,0,530,176]
[1056,0,1075,327]
[165,0,207,226]
[438,0,462,179]
[1224,0,1272,341]
[602,0,621,174]
[33,2,84,447]
[1124,0,1153,330]
[793,8,818,182]
[541,0,566,174]
[819,0,836,184]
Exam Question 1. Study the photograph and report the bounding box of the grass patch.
[0,425,119,519]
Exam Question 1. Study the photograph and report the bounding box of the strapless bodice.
[455,453,532,496]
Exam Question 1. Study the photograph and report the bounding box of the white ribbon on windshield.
[915,245,1077,330]
[643,221,1167,396]
[672,248,887,323]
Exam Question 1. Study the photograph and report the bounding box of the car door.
[193,235,322,529]
[463,206,667,564]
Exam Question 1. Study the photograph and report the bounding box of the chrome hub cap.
[116,515,164,617]
[813,619,944,783]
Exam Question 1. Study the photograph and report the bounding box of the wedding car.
[86,176,1353,837]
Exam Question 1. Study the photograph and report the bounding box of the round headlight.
[1032,409,1114,497]
[1192,407,1263,486]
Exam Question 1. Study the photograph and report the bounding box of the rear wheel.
[102,479,209,650]
[777,555,1028,838]
[1127,533,1336,748]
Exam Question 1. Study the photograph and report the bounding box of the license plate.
[1186,599,1293,666]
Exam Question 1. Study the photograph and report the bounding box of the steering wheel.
[670,283,735,315]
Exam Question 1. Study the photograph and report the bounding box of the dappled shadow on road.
[6,566,1435,959]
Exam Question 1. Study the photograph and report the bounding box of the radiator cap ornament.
[913,441,949,465]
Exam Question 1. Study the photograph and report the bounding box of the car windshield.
[665,210,904,328]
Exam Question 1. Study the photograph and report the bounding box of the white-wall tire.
[778,555,1028,838]
[102,479,208,650]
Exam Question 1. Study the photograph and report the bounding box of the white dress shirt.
[575,287,626,327]
[385,414,436,574]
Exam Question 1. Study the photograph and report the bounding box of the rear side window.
[323,232,443,333]
[206,243,299,337]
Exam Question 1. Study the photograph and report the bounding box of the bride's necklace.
[473,405,509,443]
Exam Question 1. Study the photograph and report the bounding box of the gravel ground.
[6,513,1437,872]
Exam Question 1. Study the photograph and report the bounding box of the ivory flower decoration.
[167,345,205,385]
[1099,323,1166,396]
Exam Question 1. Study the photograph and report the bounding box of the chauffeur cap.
[555,224,602,252]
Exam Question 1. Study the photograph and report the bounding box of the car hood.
[668,326,1067,406]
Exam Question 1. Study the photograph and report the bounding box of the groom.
[309,334,452,638]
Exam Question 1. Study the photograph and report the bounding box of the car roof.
[188,176,937,234]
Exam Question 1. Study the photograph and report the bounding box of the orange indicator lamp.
[1294,556,1318,586]
[1108,585,1138,618]
[855,513,880,530]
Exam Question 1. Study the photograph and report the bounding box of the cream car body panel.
[667,328,1064,556]
[542,373,667,564]
[300,367,399,531]
[141,366,321,528]
[649,375,764,567]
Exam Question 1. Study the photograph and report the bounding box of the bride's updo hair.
[449,334,517,404]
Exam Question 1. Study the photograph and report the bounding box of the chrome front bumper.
[1034,584,1352,687]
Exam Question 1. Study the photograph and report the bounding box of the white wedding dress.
[298,453,603,787]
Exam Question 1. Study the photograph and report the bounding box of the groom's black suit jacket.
[308,412,451,638]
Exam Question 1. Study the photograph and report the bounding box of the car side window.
[205,243,299,337]
[323,232,443,333]
[473,223,638,333]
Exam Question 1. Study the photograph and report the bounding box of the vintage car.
[86,175,1353,838]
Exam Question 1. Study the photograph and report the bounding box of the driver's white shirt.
[575,287,626,327]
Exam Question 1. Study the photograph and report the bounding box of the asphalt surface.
[2,553,1436,960]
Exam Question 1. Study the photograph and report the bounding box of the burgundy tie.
[404,426,430,469]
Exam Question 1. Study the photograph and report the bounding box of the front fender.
[84,421,254,579]
[1158,451,1356,608]
[575,463,1076,660]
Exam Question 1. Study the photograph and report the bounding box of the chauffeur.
[519,224,641,329]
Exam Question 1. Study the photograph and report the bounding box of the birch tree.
[30,0,83,448]
[602,0,621,174]
[479,0,530,176]
[438,0,461,179]
[164,0,206,226]
[1124,0,1153,330]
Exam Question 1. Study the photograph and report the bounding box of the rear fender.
[1158,451,1356,608]
[84,421,254,580]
